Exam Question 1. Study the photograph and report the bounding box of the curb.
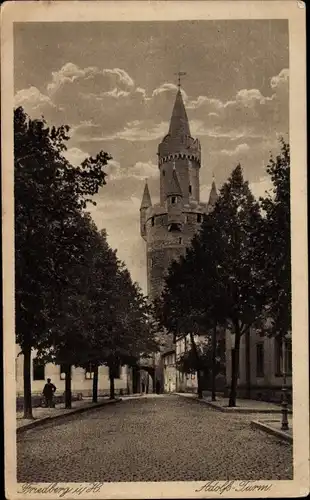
[175,393,291,414]
[17,398,122,434]
[251,419,293,443]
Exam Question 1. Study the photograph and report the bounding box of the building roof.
[168,89,191,138]
[208,180,218,207]
[166,168,183,197]
[140,181,152,209]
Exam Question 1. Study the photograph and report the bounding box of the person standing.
[43,378,56,408]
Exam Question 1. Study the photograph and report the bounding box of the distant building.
[15,345,132,398]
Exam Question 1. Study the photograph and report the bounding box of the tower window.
[151,217,155,226]
[171,196,176,204]
[197,214,202,223]
[189,185,192,194]
[168,223,182,232]
[163,170,165,177]
[179,237,183,244]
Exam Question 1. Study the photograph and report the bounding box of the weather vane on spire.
[174,71,187,89]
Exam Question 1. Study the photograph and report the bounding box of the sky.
[14,20,289,293]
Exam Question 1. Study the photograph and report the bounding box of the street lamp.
[281,331,292,431]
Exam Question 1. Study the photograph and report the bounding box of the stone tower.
[140,86,217,301]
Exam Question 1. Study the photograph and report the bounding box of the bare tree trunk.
[64,364,72,409]
[245,328,251,399]
[92,364,99,403]
[228,322,241,407]
[189,332,203,399]
[109,365,115,400]
[23,343,33,419]
[211,322,217,401]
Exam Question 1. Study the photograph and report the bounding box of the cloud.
[131,161,158,179]
[15,64,289,160]
[63,146,89,167]
[14,86,55,116]
[220,143,250,156]
[93,121,168,142]
[152,82,178,96]
[270,68,289,91]
[105,159,158,181]
[249,176,273,200]
[48,63,135,95]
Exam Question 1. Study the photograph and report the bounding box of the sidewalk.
[251,417,293,443]
[175,392,291,414]
[17,397,121,433]
[175,392,293,444]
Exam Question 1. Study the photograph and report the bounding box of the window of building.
[256,343,264,377]
[149,258,153,268]
[151,217,155,226]
[275,337,292,376]
[171,196,176,204]
[60,364,71,380]
[85,362,94,380]
[179,237,182,244]
[163,170,165,177]
[189,185,192,194]
[168,223,182,232]
[197,214,202,223]
[33,359,45,381]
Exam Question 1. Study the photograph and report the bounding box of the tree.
[207,165,265,406]
[156,240,215,399]
[157,164,265,406]
[99,265,159,399]
[176,337,224,388]
[14,107,110,417]
[259,140,291,338]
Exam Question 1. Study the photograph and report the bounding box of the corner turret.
[140,181,152,240]
[207,178,218,213]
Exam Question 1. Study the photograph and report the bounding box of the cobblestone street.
[17,395,293,482]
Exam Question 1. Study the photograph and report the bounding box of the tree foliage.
[157,164,266,405]
[15,106,158,414]
[259,139,291,338]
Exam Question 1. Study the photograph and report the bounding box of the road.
[17,395,292,482]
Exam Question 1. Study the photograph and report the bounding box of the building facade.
[15,345,132,398]
[225,330,292,402]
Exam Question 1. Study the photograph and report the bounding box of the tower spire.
[168,85,190,137]
[140,180,152,209]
